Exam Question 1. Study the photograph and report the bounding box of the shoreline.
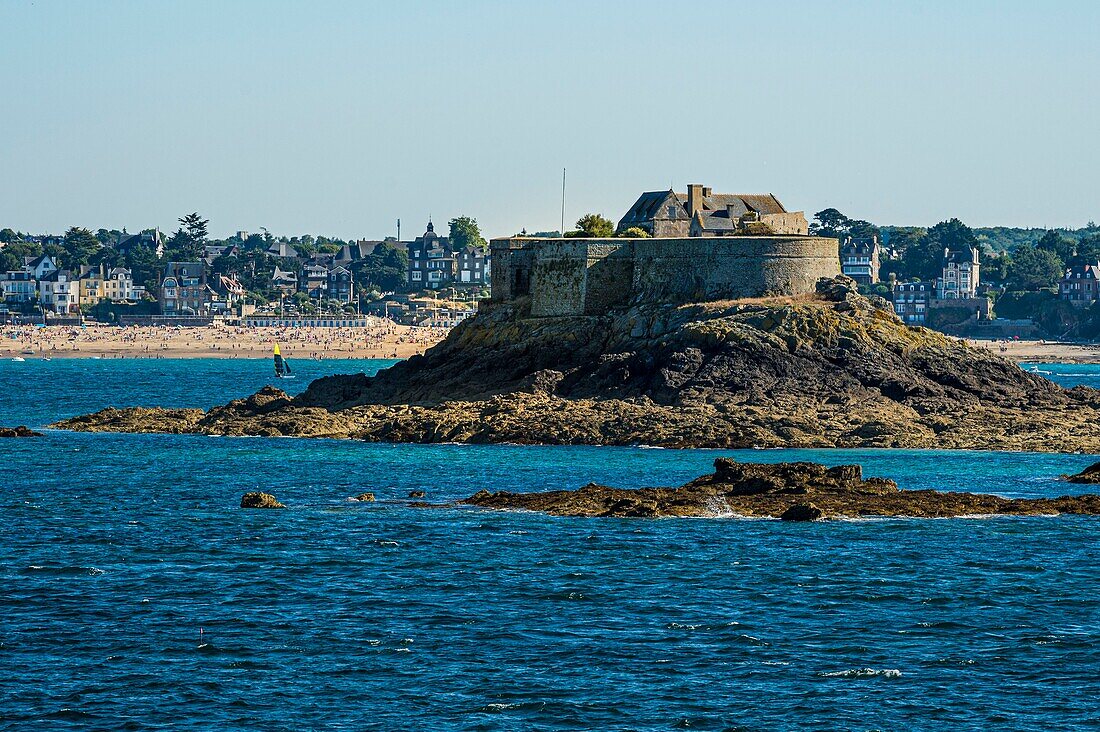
[969,338,1100,364]
[1,323,448,360]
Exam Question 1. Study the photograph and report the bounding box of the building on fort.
[489,234,840,318]
[617,185,808,238]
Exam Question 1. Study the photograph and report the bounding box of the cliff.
[52,277,1100,452]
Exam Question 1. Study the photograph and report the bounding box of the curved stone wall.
[631,237,840,303]
[489,236,841,317]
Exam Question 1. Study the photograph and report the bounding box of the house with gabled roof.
[159,262,211,315]
[24,254,59,280]
[617,184,808,237]
[272,265,298,293]
[267,241,300,259]
[117,230,165,259]
[1059,261,1100,306]
[39,269,79,313]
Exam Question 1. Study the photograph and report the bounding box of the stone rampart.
[489,236,840,317]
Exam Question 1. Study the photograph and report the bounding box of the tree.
[982,251,1011,284]
[1036,229,1074,265]
[165,213,209,261]
[925,218,978,255]
[0,240,40,272]
[809,208,880,241]
[180,213,209,247]
[0,228,20,244]
[352,242,408,292]
[1076,233,1100,263]
[891,229,940,280]
[126,243,161,289]
[899,218,978,282]
[1007,245,1063,291]
[62,226,101,266]
[809,208,850,237]
[448,216,487,250]
[616,226,650,238]
[567,213,614,238]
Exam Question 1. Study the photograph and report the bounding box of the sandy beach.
[970,338,1100,364]
[1,322,449,360]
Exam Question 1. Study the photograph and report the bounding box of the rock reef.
[240,492,285,509]
[1064,462,1100,484]
[460,458,1100,519]
[51,277,1100,452]
[0,426,44,437]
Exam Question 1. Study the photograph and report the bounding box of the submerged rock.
[240,492,285,509]
[49,279,1100,453]
[0,426,44,437]
[458,458,1100,520]
[408,490,426,499]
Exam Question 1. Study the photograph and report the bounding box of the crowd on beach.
[0,321,448,360]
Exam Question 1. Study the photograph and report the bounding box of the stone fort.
[489,235,841,318]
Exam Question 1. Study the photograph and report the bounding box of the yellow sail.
[274,342,281,356]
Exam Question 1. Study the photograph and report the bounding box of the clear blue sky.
[1,0,1098,239]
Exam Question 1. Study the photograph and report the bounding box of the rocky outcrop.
[50,277,1100,452]
[459,458,1100,519]
[0,426,44,437]
[352,492,376,502]
[56,407,205,434]
[240,492,285,509]
[1064,462,1100,484]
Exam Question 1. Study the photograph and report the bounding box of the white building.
[937,247,980,299]
[104,268,134,301]
[39,270,78,313]
[25,254,58,281]
[1,270,37,303]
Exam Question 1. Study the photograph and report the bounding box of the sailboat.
[273,343,295,379]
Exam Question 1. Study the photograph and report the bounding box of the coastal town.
[4,183,1100,359]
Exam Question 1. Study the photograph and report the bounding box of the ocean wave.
[21,565,105,576]
[817,668,902,679]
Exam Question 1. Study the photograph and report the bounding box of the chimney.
[687,184,705,216]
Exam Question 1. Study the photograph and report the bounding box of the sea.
[2,358,1099,731]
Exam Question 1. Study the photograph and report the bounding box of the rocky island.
[460,458,1100,519]
[50,234,1100,452]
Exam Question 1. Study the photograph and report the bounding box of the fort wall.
[489,236,840,317]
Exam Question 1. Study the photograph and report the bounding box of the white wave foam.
[818,667,902,679]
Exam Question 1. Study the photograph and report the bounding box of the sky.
[1,0,1098,239]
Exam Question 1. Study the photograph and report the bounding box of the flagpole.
[561,168,566,236]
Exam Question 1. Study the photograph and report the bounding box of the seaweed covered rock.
[459,458,1100,519]
[240,492,285,509]
[1064,462,1100,484]
[0,426,44,437]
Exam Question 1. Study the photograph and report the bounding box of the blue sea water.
[2,358,1100,730]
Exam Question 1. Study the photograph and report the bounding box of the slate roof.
[164,262,204,280]
[267,241,300,258]
[943,247,980,265]
[618,190,686,227]
[619,189,788,230]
